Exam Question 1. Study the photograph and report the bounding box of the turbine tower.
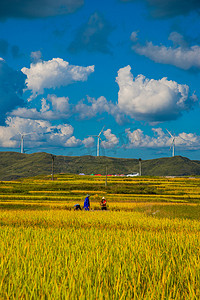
[19,132,31,154]
[91,126,105,157]
[166,129,175,157]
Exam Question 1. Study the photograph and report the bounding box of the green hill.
[0,152,199,180]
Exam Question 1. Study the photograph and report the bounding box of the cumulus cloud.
[11,94,125,123]
[131,32,200,70]
[14,95,111,121]
[125,127,200,150]
[0,0,83,19]
[75,96,114,119]
[0,115,84,150]
[48,123,75,146]
[0,116,51,148]
[65,136,82,147]
[0,58,26,123]
[82,136,94,148]
[21,58,94,99]
[116,65,198,122]
[101,129,119,149]
[75,96,125,124]
[0,120,18,148]
[126,128,168,148]
[68,12,113,54]
[11,95,71,120]
[120,0,200,18]
[47,94,70,114]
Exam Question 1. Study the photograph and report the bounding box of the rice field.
[0,174,200,299]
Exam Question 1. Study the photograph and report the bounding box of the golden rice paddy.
[0,174,199,299]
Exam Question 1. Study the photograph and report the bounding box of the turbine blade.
[166,129,173,138]
[98,126,105,136]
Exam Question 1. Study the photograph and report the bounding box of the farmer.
[84,194,90,211]
[74,204,82,210]
[100,196,107,210]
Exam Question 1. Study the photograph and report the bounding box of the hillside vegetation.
[0,151,200,180]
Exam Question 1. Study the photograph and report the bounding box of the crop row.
[0,210,199,299]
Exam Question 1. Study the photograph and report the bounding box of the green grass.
[0,152,200,180]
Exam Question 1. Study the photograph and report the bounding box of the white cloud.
[82,136,94,148]
[116,65,197,122]
[13,95,113,122]
[0,122,17,148]
[0,116,51,148]
[0,114,100,151]
[125,128,200,150]
[65,136,82,147]
[75,96,113,119]
[50,124,74,138]
[1,114,200,153]
[11,93,126,125]
[11,95,71,120]
[101,129,119,149]
[75,96,125,124]
[40,98,50,113]
[131,32,200,70]
[0,116,82,149]
[21,58,94,99]
[48,94,70,114]
[11,107,46,120]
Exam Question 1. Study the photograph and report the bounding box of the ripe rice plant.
[0,210,199,299]
[0,175,200,299]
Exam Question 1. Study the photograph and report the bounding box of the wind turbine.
[90,126,105,157]
[19,132,31,154]
[166,129,175,157]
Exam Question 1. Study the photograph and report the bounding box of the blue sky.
[0,0,200,160]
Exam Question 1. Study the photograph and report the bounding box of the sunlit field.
[0,175,200,299]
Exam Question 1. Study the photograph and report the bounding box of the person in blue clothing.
[84,194,90,211]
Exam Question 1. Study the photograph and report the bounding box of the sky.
[0,0,200,160]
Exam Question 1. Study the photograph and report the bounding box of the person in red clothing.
[100,196,107,210]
